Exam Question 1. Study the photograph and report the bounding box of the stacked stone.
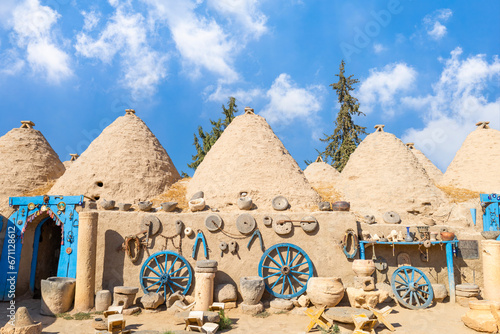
[456,284,481,308]
[346,260,389,309]
[240,276,265,315]
[113,286,140,315]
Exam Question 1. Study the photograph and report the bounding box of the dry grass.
[312,185,343,203]
[150,178,189,211]
[22,180,56,196]
[436,184,480,203]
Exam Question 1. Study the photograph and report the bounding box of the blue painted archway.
[0,195,83,301]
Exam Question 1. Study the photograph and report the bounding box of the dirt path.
[0,299,475,333]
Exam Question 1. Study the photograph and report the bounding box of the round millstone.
[236,213,256,234]
[205,214,223,232]
[272,196,289,211]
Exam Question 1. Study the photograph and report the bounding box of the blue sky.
[0,0,499,175]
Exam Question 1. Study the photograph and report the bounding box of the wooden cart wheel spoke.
[391,266,434,310]
[264,272,281,280]
[140,251,193,297]
[146,280,161,290]
[262,265,280,271]
[271,274,284,289]
[259,243,313,299]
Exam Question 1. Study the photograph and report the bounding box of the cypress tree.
[320,60,367,171]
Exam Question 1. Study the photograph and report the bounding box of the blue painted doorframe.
[0,195,83,301]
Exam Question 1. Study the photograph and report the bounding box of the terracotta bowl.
[440,232,455,241]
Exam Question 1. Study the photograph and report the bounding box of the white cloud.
[260,73,324,126]
[75,4,167,97]
[206,81,263,105]
[357,63,417,115]
[373,43,386,54]
[207,0,267,39]
[82,10,100,31]
[142,0,239,82]
[0,49,25,75]
[402,47,500,170]
[423,9,452,40]
[1,0,72,83]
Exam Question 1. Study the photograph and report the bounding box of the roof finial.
[374,124,385,132]
[20,121,35,129]
[314,155,324,163]
[70,153,79,161]
[125,109,136,115]
[475,121,490,129]
[244,107,254,114]
[406,143,415,149]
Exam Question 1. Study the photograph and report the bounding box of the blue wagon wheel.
[258,243,313,299]
[140,251,193,297]
[391,266,434,309]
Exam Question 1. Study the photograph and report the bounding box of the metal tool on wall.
[192,229,209,259]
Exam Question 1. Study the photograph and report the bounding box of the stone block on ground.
[176,311,220,323]
[123,306,140,315]
[431,284,448,303]
[95,290,112,312]
[298,295,310,308]
[457,296,479,308]
[215,283,237,302]
[270,298,294,311]
[240,302,264,315]
[224,301,237,309]
[324,307,374,324]
[141,292,165,309]
[354,276,375,291]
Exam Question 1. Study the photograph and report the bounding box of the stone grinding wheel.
[383,211,401,224]
[219,241,228,251]
[141,215,161,236]
[236,213,256,234]
[300,216,318,233]
[272,196,289,211]
[273,215,292,235]
[263,216,273,226]
[205,214,223,232]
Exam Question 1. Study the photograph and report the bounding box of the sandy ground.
[0,299,477,334]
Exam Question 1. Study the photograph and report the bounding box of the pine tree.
[187,97,238,171]
[320,60,367,172]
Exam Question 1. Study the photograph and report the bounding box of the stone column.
[482,240,500,302]
[74,211,98,312]
[194,260,217,311]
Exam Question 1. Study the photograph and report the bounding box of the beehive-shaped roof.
[0,122,65,213]
[50,111,180,202]
[406,143,443,184]
[442,122,500,192]
[187,110,320,211]
[339,126,443,219]
[303,156,341,188]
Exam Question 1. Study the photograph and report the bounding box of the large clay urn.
[240,276,265,305]
[40,277,76,315]
[352,260,375,277]
[306,277,345,307]
[462,300,500,333]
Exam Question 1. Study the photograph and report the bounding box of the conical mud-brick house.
[442,122,500,192]
[0,121,65,214]
[303,156,341,188]
[187,108,320,211]
[50,110,180,202]
[339,125,443,222]
[406,143,443,184]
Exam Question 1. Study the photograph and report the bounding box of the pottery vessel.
[462,300,500,333]
[352,260,375,277]
[240,276,265,305]
[237,197,253,210]
[306,277,345,307]
[161,202,177,212]
[40,277,76,315]
[440,232,455,241]
[138,201,153,211]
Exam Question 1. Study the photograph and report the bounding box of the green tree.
[187,97,238,171]
[319,60,367,172]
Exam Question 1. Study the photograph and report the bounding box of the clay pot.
[237,197,253,210]
[138,201,153,211]
[352,260,375,277]
[462,300,500,333]
[189,198,206,212]
[240,276,265,305]
[40,277,76,316]
[332,201,350,211]
[440,232,455,241]
[161,202,177,212]
[306,277,345,307]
